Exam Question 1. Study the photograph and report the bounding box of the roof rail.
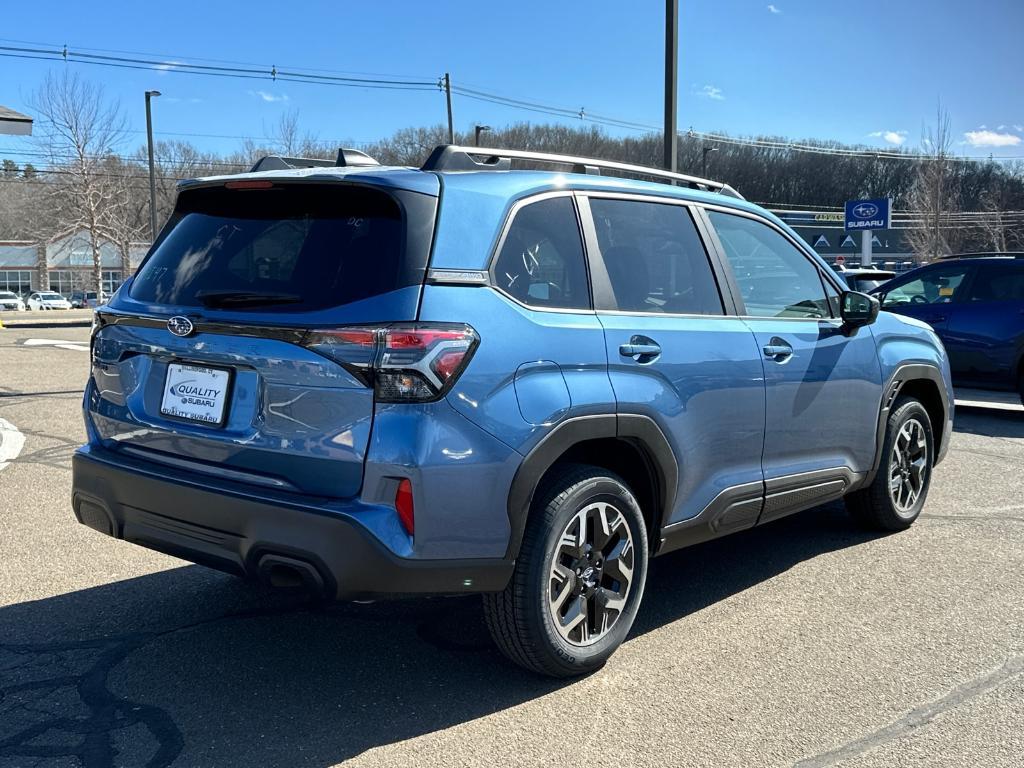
[940,251,1024,260]
[249,148,380,173]
[421,145,744,199]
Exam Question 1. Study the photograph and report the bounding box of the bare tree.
[29,70,127,292]
[99,156,148,280]
[905,105,961,259]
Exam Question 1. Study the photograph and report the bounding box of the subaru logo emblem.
[167,316,194,337]
[853,203,879,219]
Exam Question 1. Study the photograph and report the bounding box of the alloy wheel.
[547,501,635,646]
[888,417,928,515]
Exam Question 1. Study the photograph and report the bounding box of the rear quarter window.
[491,195,590,310]
[130,183,435,311]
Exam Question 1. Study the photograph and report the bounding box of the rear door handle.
[763,338,793,361]
[620,343,661,356]
[619,336,661,360]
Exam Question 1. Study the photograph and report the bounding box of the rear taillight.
[302,323,479,403]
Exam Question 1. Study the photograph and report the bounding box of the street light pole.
[145,90,161,242]
[664,0,678,175]
[702,146,718,177]
[443,73,454,144]
[474,124,491,146]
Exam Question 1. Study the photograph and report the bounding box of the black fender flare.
[504,414,678,559]
[863,363,951,487]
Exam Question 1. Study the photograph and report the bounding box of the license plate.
[160,363,231,426]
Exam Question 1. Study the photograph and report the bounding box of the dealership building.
[773,209,919,272]
[0,229,149,297]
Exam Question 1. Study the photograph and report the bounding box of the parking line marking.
[22,338,90,352]
[0,417,26,471]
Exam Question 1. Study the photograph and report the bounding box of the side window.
[965,262,1024,303]
[708,211,829,319]
[589,198,723,315]
[492,196,590,310]
[881,265,970,308]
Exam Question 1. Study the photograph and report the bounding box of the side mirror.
[840,290,880,329]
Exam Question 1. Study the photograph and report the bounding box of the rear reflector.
[395,479,415,535]
[302,323,479,402]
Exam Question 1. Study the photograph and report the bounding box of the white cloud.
[249,90,289,103]
[963,129,1021,148]
[869,130,908,146]
[696,84,725,101]
[767,4,782,13]
[155,61,183,76]
[997,124,1007,130]
[1014,124,1024,132]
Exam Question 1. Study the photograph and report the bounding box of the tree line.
[1,72,1022,292]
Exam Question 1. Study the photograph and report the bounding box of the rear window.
[130,183,433,311]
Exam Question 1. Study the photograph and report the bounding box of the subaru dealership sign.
[844,198,891,231]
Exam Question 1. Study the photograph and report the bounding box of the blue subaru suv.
[73,145,953,677]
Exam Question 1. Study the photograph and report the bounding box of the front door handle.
[619,335,661,361]
[763,338,793,361]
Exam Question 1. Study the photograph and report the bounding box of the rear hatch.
[88,177,438,498]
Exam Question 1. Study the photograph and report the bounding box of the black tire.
[846,397,934,531]
[483,464,649,678]
[1017,368,1024,408]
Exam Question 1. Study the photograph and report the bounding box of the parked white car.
[26,291,73,310]
[0,291,26,311]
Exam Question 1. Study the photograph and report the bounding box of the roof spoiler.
[249,148,380,173]
[420,145,744,199]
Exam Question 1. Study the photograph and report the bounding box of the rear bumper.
[71,447,513,599]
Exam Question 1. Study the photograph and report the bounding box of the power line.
[0,44,437,90]
[0,36,434,81]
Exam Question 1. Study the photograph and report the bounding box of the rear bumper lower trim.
[72,447,513,599]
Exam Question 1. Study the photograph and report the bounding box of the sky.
[1,0,1023,163]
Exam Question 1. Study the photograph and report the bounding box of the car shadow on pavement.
[952,405,1024,440]
[0,503,877,767]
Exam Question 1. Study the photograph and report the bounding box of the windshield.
[130,183,429,312]
[0,292,17,299]
[39,293,64,300]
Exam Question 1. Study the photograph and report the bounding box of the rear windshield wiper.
[195,290,303,308]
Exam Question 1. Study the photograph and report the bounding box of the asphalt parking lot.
[1,324,1022,768]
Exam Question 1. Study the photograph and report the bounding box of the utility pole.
[474,124,491,146]
[144,90,161,242]
[444,72,454,144]
[664,0,678,174]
